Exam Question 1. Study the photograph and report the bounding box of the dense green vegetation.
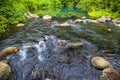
[0,0,120,36]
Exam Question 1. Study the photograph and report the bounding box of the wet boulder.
[0,47,19,58]
[56,22,70,27]
[60,40,67,46]
[91,56,113,69]
[0,60,12,80]
[97,16,111,23]
[74,19,87,24]
[100,68,120,80]
[112,18,120,27]
[90,20,99,24]
[16,23,25,27]
[24,12,39,19]
[112,18,120,24]
[114,24,120,27]
[42,15,52,21]
[75,18,99,24]
[74,19,82,23]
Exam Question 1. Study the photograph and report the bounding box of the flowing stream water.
[0,18,120,80]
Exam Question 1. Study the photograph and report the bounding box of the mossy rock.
[0,60,12,80]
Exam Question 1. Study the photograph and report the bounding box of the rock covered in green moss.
[69,41,84,47]
[97,16,111,23]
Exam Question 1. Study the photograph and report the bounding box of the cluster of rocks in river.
[75,16,120,27]
[0,47,19,80]
[16,12,39,27]
[16,12,120,28]
[0,43,120,80]
[91,56,120,80]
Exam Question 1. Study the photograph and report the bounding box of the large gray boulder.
[68,41,84,48]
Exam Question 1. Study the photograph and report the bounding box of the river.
[0,18,120,80]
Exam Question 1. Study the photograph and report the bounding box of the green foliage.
[0,0,27,35]
[0,16,7,32]
[88,9,119,19]
[79,0,120,18]
[0,0,120,36]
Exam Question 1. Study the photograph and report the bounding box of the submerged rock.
[0,47,19,58]
[74,19,82,23]
[0,60,12,80]
[114,24,120,27]
[68,41,84,48]
[91,56,113,69]
[100,68,120,80]
[56,54,69,63]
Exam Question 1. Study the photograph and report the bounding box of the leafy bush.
[88,9,119,19]
[0,16,7,33]
[0,0,27,35]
